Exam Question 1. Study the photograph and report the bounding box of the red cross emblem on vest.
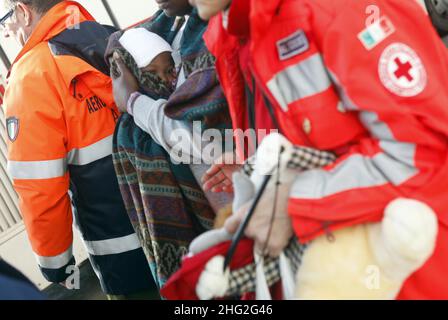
[393,58,414,82]
[379,43,427,97]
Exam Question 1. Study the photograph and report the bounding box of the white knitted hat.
[119,28,173,68]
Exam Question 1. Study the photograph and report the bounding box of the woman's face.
[154,0,192,17]
[141,51,177,89]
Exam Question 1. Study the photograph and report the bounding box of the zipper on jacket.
[323,221,335,243]
[262,93,283,134]
[244,77,257,132]
[71,78,78,98]
[111,109,119,123]
[248,61,312,146]
[275,1,282,15]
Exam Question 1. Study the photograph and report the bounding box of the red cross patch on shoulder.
[378,43,427,97]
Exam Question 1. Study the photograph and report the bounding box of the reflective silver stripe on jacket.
[7,135,114,180]
[67,135,113,166]
[8,158,67,180]
[35,246,73,269]
[290,143,417,200]
[267,53,332,111]
[83,233,142,256]
[290,72,419,200]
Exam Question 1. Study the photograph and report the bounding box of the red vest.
[205,0,448,299]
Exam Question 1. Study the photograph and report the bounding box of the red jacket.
[205,0,448,299]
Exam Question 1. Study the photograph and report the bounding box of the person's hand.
[110,52,139,113]
[188,0,232,21]
[224,184,294,258]
[201,152,241,193]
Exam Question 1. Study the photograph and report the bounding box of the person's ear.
[16,2,33,26]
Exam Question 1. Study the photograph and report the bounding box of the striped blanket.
[111,10,230,290]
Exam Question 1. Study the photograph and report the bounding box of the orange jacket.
[205,0,448,299]
[4,1,152,294]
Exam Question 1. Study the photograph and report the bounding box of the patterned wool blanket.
[110,10,231,290]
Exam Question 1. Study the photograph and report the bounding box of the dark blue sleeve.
[0,260,46,300]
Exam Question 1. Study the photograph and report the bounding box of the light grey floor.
[42,261,160,300]
[43,262,107,300]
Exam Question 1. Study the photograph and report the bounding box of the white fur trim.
[368,198,438,282]
[383,198,438,262]
[254,133,293,176]
[196,255,230,300]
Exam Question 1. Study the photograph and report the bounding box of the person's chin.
[157,1,172,16]
[161,5,192,17]
[163,8,176,17]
